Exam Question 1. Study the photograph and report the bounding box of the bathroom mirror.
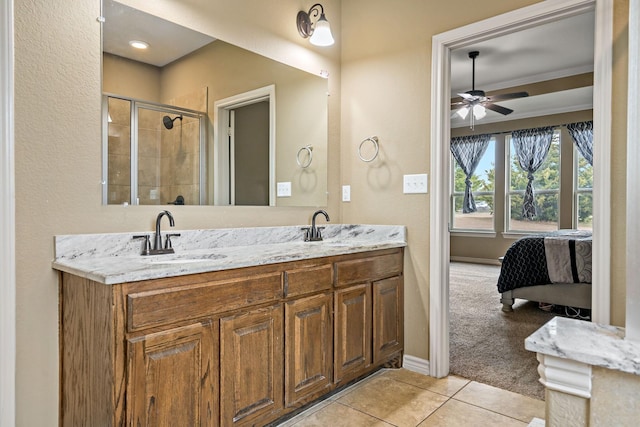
[101,0,328,207]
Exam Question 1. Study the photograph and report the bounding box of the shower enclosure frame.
[101,94,207,205]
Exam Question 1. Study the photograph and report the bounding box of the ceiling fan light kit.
[452,50,529,129]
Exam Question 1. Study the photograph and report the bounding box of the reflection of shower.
[162,115,183,130]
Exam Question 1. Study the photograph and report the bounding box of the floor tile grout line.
[449,396,538,424]
[330,401,400,427]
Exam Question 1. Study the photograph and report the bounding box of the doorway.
[231,101,270,205]
[213,85,276,206]
[429,0,612,378]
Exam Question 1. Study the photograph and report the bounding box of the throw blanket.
[497,230,592,293]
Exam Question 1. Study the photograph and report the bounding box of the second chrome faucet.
[303,209,330,241]
[134,210,180,255]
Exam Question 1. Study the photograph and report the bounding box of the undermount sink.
[321,242,352,247]
[146,258,213,265]
[141,252,227,264]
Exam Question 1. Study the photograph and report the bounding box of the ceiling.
[102,0,215,67]
[102,1,595,128]
[450,10,595,128]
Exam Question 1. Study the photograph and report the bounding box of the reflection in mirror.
[101,0,328,207]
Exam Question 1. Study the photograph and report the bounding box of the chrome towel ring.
[358,136,379,162]
[296,145,313,168]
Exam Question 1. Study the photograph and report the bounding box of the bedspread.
[497,230,592,293]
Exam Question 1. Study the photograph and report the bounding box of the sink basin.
[319,241,353,247]
[146,258,213,265]
[140,252,227,265]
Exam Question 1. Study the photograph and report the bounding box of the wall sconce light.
[297,3,335,46]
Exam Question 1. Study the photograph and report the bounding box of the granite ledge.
[525,316,640,376]
[52,224,406,285]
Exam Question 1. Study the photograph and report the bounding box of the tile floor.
[277,369,545,427]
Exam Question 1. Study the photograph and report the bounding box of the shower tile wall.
[137,109,162,205]
[107,88,205,205]
[107,98,131,204]
[161,88,206,205]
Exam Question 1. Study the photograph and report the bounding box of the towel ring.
[296,145,313,168]
[358,136,379,162]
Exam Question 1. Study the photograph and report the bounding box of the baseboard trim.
[402,355,430,375]
[450,256,501,266]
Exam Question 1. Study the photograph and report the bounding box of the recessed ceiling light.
[129,40,149,49]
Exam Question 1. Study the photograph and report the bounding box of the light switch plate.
[403,174,428,194]
[277,182,291,197]
[342,185,351,202]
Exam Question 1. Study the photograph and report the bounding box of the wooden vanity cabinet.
[59,248,403,427]
[220,304,284,426]
[334,250,404,385]
[127,320,218,427]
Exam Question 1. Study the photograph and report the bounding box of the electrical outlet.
[342,185,351,202]
[403,174,428,194]
[277,182,291,197]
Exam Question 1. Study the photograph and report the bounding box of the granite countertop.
[52,224,406,285]
[525,316,640,375]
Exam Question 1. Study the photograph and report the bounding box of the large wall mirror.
[101,0,328,207]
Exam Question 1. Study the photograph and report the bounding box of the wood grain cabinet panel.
[335,251,402,287]
[334,283,372,385]
[220,304,284,426]
[285,292,333,408]
[373,276,404,364]
[126,321,218,427]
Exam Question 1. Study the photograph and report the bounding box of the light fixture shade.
[309,14,334,46]
[456,107,469,120]
[473,104,486,119]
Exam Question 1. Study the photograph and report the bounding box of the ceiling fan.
[452,51,529,127]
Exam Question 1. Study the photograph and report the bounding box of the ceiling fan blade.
[457,92,476,100]
[484,103,513,115]
[487,91,529,101]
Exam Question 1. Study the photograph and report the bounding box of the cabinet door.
[285,293,333,407]
[373,276,404,364]
[220,304,284,426]
[127,320,218,427]
[334,283,372,385]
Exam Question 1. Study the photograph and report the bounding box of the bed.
[497,230,592,313]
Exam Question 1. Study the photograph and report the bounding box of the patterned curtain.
[567,121,594,166]
[450,134,492,213]
[511,127,554,219]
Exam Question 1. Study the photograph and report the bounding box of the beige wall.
[13,0,630,425]
[103,53,161,102]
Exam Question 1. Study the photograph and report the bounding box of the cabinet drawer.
[335,250,403,287]
[285,264,333,298]
[127,273,282,332]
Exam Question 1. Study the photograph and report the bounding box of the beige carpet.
[449,262,555,400]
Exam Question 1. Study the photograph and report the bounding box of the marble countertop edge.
[525,316,640,376]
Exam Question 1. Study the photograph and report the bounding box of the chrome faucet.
[133,210,180,255]
[303,209,330,241]
[153,210,175,252]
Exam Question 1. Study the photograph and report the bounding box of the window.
[451,138,495,231]
[506,131,560,232]
[575,146,593,230]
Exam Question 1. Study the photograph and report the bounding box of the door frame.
[213,85,276,206]
[0,0,15,424]
[429,0,612,377]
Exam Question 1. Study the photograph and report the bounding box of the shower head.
[162,115,183,130]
